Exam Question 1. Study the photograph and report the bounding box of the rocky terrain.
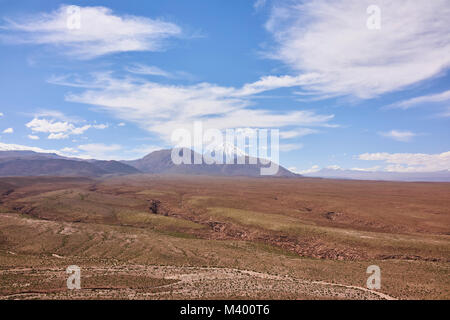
[0,175,448,299]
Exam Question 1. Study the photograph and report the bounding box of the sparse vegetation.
[0,175,448,300]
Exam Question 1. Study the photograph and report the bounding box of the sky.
[0,0,449,173]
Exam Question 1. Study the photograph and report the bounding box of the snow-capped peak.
[204,142,247,158]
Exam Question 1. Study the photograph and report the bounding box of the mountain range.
[123,148,295,177]
[0,149,449,181]
[0,149,296,178]
[0,151,140,177]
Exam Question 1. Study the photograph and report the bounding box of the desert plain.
[0,175,448,300]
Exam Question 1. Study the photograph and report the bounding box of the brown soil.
[0,175,448,299]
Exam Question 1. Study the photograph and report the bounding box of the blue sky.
[0,0,449,173]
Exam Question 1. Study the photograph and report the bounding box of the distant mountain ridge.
[0,151,140,177]
[123,148,297,177]
[0,149,297,178]
[0,150,63,160]
[1,149,448,181]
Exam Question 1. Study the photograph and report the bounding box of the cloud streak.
[358,151,450,172]
[265,0,450,98]
[51,72,335,143]
[379,130,417,142]
[0,142,61,154]
[386,90,450,110]
[2,5,182,59]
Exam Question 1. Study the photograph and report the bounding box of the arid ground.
[0,175,448,300]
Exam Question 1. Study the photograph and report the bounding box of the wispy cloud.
[280,128,319,139]
[1,5,182,59]
[237,73,322,97]
[129,144,163,156]
[265,0,450,98]
[0,141,160,161]
[0,142,60,154]
[50,72,335,143]
[124,63,195,81]
[358,151,450,172]
[254,0,268,10]
[63,143,163,160]
[32,109,83,123]
[293,164,320,175]
[437,107,450,118]
[279,143,303,152]
[76,143,122,159]
[350,166,381,172]
[125,64,173,78]
[2,128,13,134]
[386,90,450,110]
[379,130,417,142]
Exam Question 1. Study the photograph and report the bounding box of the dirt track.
[0,265,395,300]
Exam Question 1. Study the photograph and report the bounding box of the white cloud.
[0,112,3,117]
[32,109,81,122]
[78,143,121,153]
[358,151,450,172]
[379,130,417,142]
[27,135,40,140]
[68,124,92,135]
[437,107,450,118]
[386,90,450,111]
[125,64,172,78]
[129,145,163,157]
[48,132,69,140]
[125,64,194,80]
[326,165,342,170]
[92,123,108,130]
[295,165,320,174]
[0,142,61,154]
[0,141,152,161]
[254,0,267,10]
[280,128,318,139]
[279,143,303,152]
[26,118,73,134]
[350,166,381,172]
[26,118,106,139]
[118,122,126,127]
[70,143,162,160]
[2,5,182,59]
[237,73,322,97]
[60,147,77,153]
[265,0,450,98]
[2,128,13,134]
[75,143,123,160]
[51,72,335,143]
